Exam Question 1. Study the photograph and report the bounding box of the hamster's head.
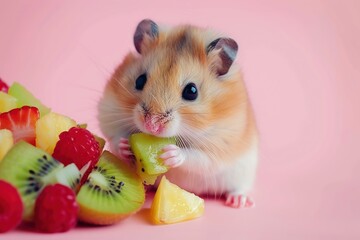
[99,19,245,142]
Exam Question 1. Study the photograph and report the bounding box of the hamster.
[98,19,258,208]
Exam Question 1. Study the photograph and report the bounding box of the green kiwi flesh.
[0,141,80,221]
[129,133,176,185]
[77,151,145,219]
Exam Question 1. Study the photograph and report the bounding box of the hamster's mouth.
[134,106,180,138]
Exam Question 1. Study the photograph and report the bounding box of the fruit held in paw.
[129,133,176,185]
[53,127,101,184]
[36,112,76,154]
[150,176,204,224]
[0,106,39,145]
[0,180,23,233]
[77,151,145,225]
[8,82,50,117]
[0,129,13,162]
[35,184,78,233]
[0,78,9,92]
[0,141,80,221]
[0,92,18,113]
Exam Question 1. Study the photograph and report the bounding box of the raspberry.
[0,180,23,233]
[53,127,101,184]
[34,184,78,233]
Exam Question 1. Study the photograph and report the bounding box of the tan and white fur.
[98,19,258,208]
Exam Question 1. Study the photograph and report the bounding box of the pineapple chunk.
[36,112,76,154]
[150,176,204,224]
[0,129,14,162]
[0,92,18,113]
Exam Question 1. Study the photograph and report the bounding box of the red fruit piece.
[34,184,78,233]
[0,106,39,145]
[0,180,23,233]
[53,127,101,184]
[0,78,9,92]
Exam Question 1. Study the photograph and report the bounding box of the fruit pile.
[0,79,204,234]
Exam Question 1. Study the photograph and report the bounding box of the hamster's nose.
[144,115,164,135]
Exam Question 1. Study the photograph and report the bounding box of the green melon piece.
[0,141,80,221]
[8,82,51,117]
[0,92,18,113]
[129,133,176,185]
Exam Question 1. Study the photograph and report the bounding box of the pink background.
[1,0,360,239]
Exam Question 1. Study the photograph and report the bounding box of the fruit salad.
[0,79,204,234]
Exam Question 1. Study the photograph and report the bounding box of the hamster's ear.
[133,19,159,54]
[206,38,238,76]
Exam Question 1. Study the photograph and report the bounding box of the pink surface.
[1,0,360,239]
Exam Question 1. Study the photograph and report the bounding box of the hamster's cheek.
[161,113,181,137]
[133,105,146,132]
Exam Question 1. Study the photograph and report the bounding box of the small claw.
[162,144,179,151]
[120,137,129,143]
[160,144,185,168]
[164,156,184,168]
[117,138,134,162]
[225,194,254,208]
[159,150,179,159]
[119,142,130,149]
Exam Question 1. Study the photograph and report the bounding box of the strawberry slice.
[0,78,9,92]
[0,106,40,145]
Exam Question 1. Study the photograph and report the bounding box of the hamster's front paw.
[225,193,255,208]
[118,137,134,163]
[159,144,185,168]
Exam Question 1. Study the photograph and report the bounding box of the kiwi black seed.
[83,166,125,193]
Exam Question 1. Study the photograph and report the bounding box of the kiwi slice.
[129,133,176,185]
[77,151,145,225]
[0,141,80,221]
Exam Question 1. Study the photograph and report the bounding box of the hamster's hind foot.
[225,194,255,208]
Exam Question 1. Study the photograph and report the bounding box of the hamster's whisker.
[186,125,227,165]
[113,76,135,98]
[101,118,134,125]
[148,91,162,109]
[180,126,220,164]
[99,112,134,118]
[74,85,104,96]
[101,122,135,130]
[100,120,133,127]
[175,135,188,149]
[99,103,135,111]
[180,112,211,116]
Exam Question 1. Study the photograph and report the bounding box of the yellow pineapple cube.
[0,92,18,113]
[36,112,76,154]
[0,129,14,162]
[150,176,205,224]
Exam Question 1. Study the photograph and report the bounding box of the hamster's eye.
[182,83,198,101]
[135,74,147,90]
